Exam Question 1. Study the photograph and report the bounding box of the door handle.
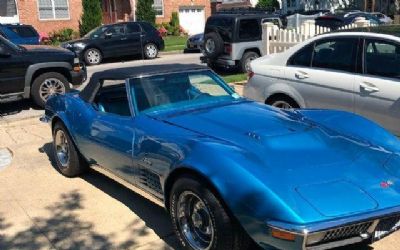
[121,37,127,40]
[295,71,309,79]
[360,82,379,92]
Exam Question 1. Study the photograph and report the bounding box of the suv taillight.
[224,44,232,55]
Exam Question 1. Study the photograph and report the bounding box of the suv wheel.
[144,43,158,59]
[240,51,259,73]
[84,48,102,65]
[203,32,224,59]
[31,72,70,108]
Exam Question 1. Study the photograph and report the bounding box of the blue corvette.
[42,64,400,250]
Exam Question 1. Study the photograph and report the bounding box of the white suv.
[244,26,400,135]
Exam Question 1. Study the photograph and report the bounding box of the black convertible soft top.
[79,64,208,102]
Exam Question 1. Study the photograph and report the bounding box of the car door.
[77,81,137,183]
[0,40,28,95]
[98,24,128,57]
[284,37,358,111]
[354,38,400,135]
[124,23,142,55]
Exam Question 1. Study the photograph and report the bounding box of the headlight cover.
[74,42,86,49]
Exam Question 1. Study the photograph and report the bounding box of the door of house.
[178,7,205,35]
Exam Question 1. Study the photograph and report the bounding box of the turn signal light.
[271,228,296,241]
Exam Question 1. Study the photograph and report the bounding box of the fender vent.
[139,168,162,194]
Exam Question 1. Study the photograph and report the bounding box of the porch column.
[130,0,135,21]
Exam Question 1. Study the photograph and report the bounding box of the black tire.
[52,122,88,177]
[169,176,251,250]
[240,51,259,73]
[143,43,159,59]
[31,72,70,108]
[84,48,102,65]
[266,95,300,109]
[203,32,224,59]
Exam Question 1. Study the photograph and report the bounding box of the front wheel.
[169,176,250,250]
[144,43,158,59]
[31,72,70,108]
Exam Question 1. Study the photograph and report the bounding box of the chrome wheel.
[145,44,158,58]
[39,78,66,102]
[54,130,69,168]
[205,39,215,54]
[177,191,214,250]
[86,49,101,64]
[272,100,293,109]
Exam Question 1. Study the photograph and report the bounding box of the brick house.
[102,0,211,35]
[0,0,82,34]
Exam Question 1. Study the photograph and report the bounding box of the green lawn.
[164,35,188,52]
[221,73,247,84]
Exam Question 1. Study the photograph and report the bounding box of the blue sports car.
[42,64,400,250]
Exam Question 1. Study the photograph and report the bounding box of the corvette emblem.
[380,180,394,188]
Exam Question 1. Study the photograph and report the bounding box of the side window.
[126,23,141,34]
[238,19,260,40]
[93,81,131,117]
[311,38,358,72]
[287,43,314,67]
[364,39,400,79]
[106,25,125,37]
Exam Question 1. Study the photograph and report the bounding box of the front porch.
[101,0,134,24]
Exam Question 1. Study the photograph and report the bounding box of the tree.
[256,0,280,10]
[79,0,102,37]
[136,0,156,25]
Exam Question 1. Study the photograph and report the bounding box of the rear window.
[139,22,156,33]
[7,26,38,38]
[206,17,234,42]
[238,19,261,40]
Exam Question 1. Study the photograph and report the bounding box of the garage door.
[178,7,205,35]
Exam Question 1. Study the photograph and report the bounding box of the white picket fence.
[262,18,376,55]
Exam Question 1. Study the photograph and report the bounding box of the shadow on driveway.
[38,142,180,250]
[0,100,39,117]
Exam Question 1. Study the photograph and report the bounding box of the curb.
[160,51,184,55]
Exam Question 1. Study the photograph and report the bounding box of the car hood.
[22,45,73,54]
[161,101,400,218]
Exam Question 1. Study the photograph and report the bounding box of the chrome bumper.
[39,115,50,123]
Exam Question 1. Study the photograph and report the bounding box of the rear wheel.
[169,176,250,250]
[266,95,299,109]
[144,43,158,59]
[31,72,70,108]
[52,122,88,177]
[240,51,259,73]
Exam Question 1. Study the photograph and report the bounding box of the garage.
[178,6,205,35]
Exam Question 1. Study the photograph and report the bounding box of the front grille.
[320,221,373,244]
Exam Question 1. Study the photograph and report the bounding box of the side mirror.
[104,32,112,39]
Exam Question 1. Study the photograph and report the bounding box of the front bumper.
[262,206,400,250]
[70,63,87,86]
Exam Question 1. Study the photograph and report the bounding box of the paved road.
[0,53,201,123]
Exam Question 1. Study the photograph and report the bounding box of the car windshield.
[0,35,22,51]
[129,70,240,114]
[83,26,108,38]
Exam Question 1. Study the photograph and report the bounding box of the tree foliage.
[79,0,103,37]
[256,0,280,10]
[136,0,156,25]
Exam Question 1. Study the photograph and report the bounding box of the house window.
[153,0,163,16]
[0,0,17,17]
[38,0,70,20]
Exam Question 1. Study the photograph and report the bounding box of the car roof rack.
[216,7,276,15]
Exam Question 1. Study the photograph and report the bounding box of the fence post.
[262,22,275,55]
[303,20,316,39]
[354,17,370,28]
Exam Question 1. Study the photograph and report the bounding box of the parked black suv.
[61,21,165,65]
[201,11,284,72]
[0,35,86,107]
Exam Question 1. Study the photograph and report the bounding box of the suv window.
[287,43,314,67]
[364,39,400,79]
[7,26,37,38]
[238,19,260,40]
[126,23,141,33]
[140,22,156,32]
[311,38,358,72]
[206,17,234,42]
[107,24,125,36]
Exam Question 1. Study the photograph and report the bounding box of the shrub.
[256,0,280,10]
[79,0,102,37]
[158,27,168,37]
[45,28,79,46]
[136,0,156,25]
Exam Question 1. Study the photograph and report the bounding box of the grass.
[164,35,188,52]
[221,73,247,84]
